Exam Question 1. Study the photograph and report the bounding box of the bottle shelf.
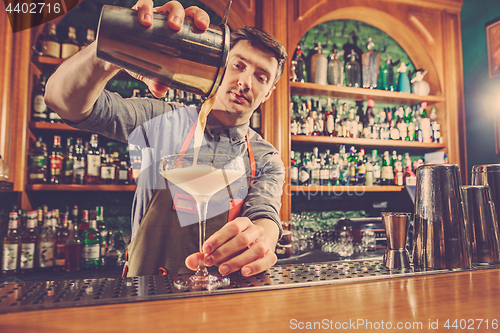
[26,184,137,191]
[291,135,445,151]
[29,121,87,133]
[290,81,446,106]
[289,185,404,193]
[32,55,63,66]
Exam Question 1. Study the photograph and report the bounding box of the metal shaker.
[472,164,500,224]
[412,164,472,269]
[462,185,500,264]
[96,1,232,98]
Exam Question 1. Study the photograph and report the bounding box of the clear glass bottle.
[86,134,101,184]
[2,212,20,275]
[20,211,38,274]
[310,43,328,85]
[61,26,80,59]
[49,135,64,184]
[28,136,48,184]
[327,44,344,86]
[37,212,55,270]
[361,37,380,89]
[82,211,100,269]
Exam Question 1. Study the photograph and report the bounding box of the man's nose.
[237,72,252,91]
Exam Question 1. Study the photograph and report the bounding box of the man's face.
[211,40,278,125]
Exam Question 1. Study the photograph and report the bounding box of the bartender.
[44,0,288,277]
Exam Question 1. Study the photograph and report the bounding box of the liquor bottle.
[291,45,307,82]
[365,157,374,186]
[361,37,381,89]
[32,74,48,122]
[380,151,394,185]
[64,221,82,272]
[28,136,48,184]
[100,154,116,185]
[298,152,311,186]
[116,154,130,185]
[86,134,100,184]
[310,43,327,85]
[395,107,407,141]
[357,149,366,185]
[327,44,344,86]
[371,150,381,185]
[394,155,404,186]
[54,213,69,270]
[83,28,95,47]
[36,23,60,58]
[405,106,416,141]
[319,152,330,186]
[345,49,361,88]
[49,135,64,184]
[78,210,89,238]
[290,151,299,186]
[329,153,341,186]
[82,211,100,269]
[2,212,21,275]
[48,106,62,124]
[96,206,108,266]
[310,147,321,186]
[37,212,55,270]
[250,108,261,131]
[346,147,358,185]
[61,26,80,59]
[404,153,417,186]
[73,138,86,184]
[20,211,37,274]
[63,137,74,184]
[70,205,79,226]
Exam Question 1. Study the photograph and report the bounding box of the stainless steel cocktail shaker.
[96,1,232,98]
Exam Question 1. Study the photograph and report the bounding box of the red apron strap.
[179,119,198,155]
[247,134,256,186]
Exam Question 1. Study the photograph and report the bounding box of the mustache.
[230,89,250,102]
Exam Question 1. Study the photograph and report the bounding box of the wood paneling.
[1,269,498,333]
[257,0,291,223]
[0,9,13,177]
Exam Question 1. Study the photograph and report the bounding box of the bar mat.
[1,259,499,314]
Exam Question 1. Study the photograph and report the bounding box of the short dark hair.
[230,27,287,86]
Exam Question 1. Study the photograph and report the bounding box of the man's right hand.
[131,0,211,98]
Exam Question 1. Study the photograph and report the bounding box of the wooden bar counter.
[1,268,499,333]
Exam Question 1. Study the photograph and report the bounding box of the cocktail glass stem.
[195,199,208,276]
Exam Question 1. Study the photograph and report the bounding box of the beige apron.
[123,121,256,277]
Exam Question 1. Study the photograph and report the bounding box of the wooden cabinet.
[259,0,466,223]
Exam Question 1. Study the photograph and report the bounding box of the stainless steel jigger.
[382,212,411,269]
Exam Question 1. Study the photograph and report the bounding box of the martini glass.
[159,152,246,291]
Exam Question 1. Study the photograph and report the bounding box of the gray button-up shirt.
[65,90,285,239]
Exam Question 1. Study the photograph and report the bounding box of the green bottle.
[82,211,100,269]
[96,206,108,266]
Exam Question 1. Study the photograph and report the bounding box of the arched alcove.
[289,6,443,96]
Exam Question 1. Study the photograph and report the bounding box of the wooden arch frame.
[287,6,443,96]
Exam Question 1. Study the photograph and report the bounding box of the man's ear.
[261,85,276,103]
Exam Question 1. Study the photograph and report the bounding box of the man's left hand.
[185,217,279,277]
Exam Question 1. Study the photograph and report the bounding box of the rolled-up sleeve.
[242,134,285,238]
